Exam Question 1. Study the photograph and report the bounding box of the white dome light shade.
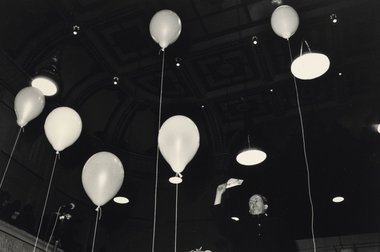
[31,76,58,96]
[332,196,344,203]
[236,149,267,166]
[113,196,129,204]
[169,176,183,184]
[291,53,330,80]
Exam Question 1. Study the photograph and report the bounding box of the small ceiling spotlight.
[338,72,343,76]
[252,35,258,45]
[113,76,119,85]
[269,88,274,92]
[330,13,338,24]
[175,57,182,67]
[201,104,205,109]
[73,25,80,35]
[271,0,283,5]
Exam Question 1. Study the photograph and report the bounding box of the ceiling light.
[291,40,330,80]
[332,196,344,203]
[169,176,182,184]
[113,196,129,204]
[236,135,266,166]
[271,0,283,5]
[231,216,239,221]
[338,72,343,76]
[236,149,267,166]
[113,76,119,85]
[31,55,59,96]
[31,76,58,96]
[73,25,80,35]
[252,35,258,45]
[175,57,182,67]
[330,14,338,24]
[169,172,183,184]
[376,124,380,133]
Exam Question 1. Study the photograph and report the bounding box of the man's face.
[248,194,268,215]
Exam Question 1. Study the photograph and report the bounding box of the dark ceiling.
[0,0,379,251]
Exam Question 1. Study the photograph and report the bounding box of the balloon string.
[91,206,101,252]
[45,206,63,252]
[0,126,22,190]
[97,205,102,220]
[174,184,178,252]
[33,152,59,252]
[287,39,317,252]
[152,48,165,252]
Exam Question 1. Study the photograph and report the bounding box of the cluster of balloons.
[14,87,124,207]
[13,5,303,205]
[12,8,194,210]
[14,87,83,154]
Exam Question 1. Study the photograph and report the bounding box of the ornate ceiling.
[0,0,379,251]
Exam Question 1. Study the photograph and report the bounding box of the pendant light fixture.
[31,55,59,96]
[291,40,330,80]
[236,134,267,166]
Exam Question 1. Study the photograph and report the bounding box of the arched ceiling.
[0,0,379,251]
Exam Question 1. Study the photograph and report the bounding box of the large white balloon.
[82,152,124,207]
[271,5,299,39]
[14,87,45,127]
[44,107,82,152]
[158,115,200,175]
[149,9,182,49]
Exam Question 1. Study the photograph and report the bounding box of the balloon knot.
[95,206,102,220]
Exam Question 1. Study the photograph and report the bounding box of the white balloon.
[44,107,82,152]
[271,5,299,39]
[158,115,200,175]
[14,87,45,127]
[82,152,124,207]
[149,9,182,49]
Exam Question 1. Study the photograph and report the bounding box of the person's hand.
[216,183,227,194]
[214,183,227,205]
